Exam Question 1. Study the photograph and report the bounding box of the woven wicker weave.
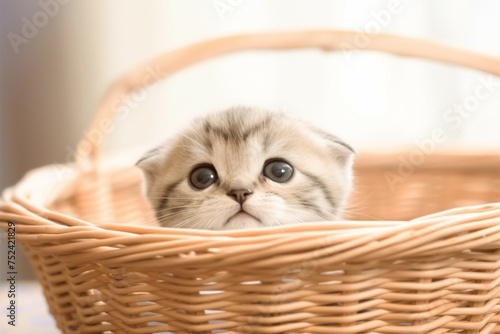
[1,30,500,334]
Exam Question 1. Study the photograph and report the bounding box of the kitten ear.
[330,139,355,167]
[136,146,162,166]
[136,145,165,184]
[314,128,355,167]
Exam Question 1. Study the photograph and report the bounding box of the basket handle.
[76,29,500,168]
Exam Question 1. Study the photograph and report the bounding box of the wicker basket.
[2,30,500,334]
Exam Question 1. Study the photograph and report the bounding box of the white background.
[90,0,500,154]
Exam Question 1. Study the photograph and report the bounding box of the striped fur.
[137,107,354,230]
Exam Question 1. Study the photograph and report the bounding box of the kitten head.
[137,107,354,230]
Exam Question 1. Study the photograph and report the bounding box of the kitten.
[137,107,354,230]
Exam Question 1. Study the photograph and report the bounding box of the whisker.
[339,209,384,221]
[154,204,207,213]
[283,207,330,223]
[170,215,203,229]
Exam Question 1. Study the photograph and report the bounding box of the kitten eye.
[263,160,293,183]
[190,165,218,189]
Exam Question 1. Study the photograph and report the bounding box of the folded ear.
[136,145,162,166]
[136,145,165,186]
[312,128,355,167]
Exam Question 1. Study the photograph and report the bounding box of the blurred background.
[2,1,500,197]
[0,1,499,331]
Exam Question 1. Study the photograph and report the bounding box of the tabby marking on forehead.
[137,107,354,230]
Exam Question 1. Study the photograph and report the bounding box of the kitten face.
[137,107,354,230]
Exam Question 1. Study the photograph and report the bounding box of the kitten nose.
[227,188,252,204]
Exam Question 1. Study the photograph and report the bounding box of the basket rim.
[3,194,500,270]
[2,152,500,238]
[2,149,500,230]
